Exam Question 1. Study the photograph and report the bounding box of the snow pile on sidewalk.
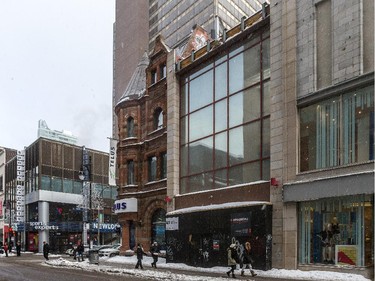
[44,254,371,281]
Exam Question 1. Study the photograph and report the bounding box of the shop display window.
[299,195,373,267]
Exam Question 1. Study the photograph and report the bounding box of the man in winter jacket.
[76,242,85,262]
[135,243,146,269]
[43,241,50,260]
[150,242,160,268]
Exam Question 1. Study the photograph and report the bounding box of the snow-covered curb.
[41,254,371,281]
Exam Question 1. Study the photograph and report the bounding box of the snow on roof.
[284,169,374,186]
[167,201,271,216]
[117,52,149,106]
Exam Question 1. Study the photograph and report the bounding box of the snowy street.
[1,251,371,281]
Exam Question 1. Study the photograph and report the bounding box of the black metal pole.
[89,181,91,249]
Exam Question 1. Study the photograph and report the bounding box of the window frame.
[179,30,271,194]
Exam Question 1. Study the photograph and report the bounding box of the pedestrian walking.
[16,241,21,256]
[3,242,9,257]
[76,242,85,262]
[43,241,50,260]
[9,241,13,253]
[150,241,160,268]
[135,243,146,269]
[241,242,257,277]
[226,243,238,278]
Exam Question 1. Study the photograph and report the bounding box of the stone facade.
[270,0,374,277]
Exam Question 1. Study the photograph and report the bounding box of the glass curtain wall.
[180,30,270,194]
[299,195,373,267]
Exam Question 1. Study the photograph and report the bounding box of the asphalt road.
[0,254,145,281]
[0,253,322,281]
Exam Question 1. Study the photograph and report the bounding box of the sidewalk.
[96,254,371,281]
[7,251,369,281]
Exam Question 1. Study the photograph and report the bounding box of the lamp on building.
[79,146,92,249]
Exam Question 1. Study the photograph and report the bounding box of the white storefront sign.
[113,198,137,213]
[30,222,59,230]
[166,217,179,231]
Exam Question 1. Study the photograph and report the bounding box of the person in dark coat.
[150,242,160,268]
[8,241,13,253]
[76,242,85,262]
[226,244,237,278]
[241,241,257,277]
[135,243,146,269]
[3,242,9,257]
[16,241,21,256]
[43,241,50,260]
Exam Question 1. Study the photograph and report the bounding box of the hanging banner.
[16,150,25,223]
[108,138,117,186]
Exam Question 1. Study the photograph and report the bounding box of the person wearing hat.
[226,244,238,278]
[150,241,160,268]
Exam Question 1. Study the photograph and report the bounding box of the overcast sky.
[0,0,115,152]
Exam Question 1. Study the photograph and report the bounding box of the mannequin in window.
[331,216,340,243]
[319,223,333,264]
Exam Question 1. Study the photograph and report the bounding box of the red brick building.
[115,36,169,252]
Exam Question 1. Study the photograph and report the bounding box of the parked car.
[98,244,121,257]
[83,244,113,257]
[65,248,75,256]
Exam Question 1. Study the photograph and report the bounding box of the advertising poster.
[230,212,251,237]
[336,245,357,266]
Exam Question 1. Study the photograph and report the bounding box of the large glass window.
[300,85,374,171]
[63,179,73,193]
[180,30,270,194]
[299,195,373,267]
[41,175,50,190]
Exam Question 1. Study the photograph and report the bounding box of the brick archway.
[142,199,166,249]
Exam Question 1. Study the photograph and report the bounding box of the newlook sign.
[16,150,25,223]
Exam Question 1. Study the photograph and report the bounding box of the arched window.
[153,108,163,130]
[127,117,134,137]
[151,208,166,249]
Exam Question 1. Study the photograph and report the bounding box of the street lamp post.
[79,146,92,249]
